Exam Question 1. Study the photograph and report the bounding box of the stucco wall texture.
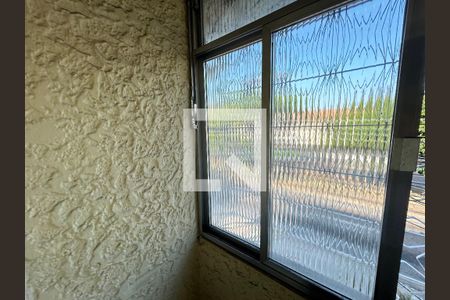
[25,0,306,299]
[25,0,197,298]
[197,240,305,300]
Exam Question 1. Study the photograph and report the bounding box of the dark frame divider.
[188,0,426,299]
[374,0,425,298]
[260,26,272,264]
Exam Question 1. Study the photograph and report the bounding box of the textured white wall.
[197,240,306,300]
[25,0,197,299]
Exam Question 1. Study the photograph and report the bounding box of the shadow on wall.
[197,240,306,300]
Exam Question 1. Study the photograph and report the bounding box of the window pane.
[397,94,425,300]
[202,0,295,44]
[269,0,407,298]
[205,42,262,246]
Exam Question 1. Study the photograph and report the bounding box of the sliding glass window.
[188,0,424,298]
[269,0,406,298]
[204,42,263,246]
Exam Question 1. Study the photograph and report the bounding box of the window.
[205,42,262,246]
[188,0,425,299]
[202,0,296,43]
[269,0,406,297]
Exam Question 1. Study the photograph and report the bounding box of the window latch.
[191,99,198,130]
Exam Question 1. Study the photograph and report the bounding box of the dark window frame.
[187,0,425,299]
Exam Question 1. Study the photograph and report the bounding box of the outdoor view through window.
[205,42,262,246]
[202,0,424,299]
